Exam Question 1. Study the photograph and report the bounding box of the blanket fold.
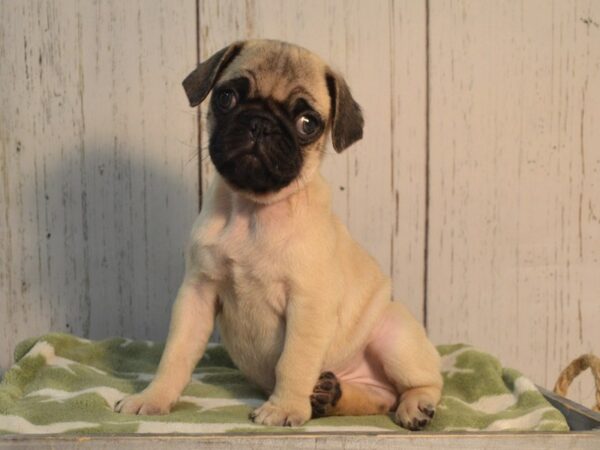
[0,333,568,434]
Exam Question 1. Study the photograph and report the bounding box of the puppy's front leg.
[115,277,217,415]
[251,286,337,427]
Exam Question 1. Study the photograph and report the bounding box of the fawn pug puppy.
[115,39,442,430]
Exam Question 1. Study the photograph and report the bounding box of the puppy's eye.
[295,113,321,138]
[216,89,237,112]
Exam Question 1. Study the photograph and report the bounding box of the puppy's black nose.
[249,116,277,140]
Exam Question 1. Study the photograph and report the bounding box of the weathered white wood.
[198,0,427,319]
[389,1,427,321]
[0,0,197,372]
[427,0,600,406]
[2,432,600,450]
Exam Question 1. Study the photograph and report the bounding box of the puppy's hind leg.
[369,302,443,431]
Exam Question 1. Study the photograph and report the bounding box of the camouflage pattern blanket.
[0,333,568,434]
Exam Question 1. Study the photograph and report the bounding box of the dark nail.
[419,404,435,418]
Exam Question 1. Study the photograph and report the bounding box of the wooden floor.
[2,432,600,450]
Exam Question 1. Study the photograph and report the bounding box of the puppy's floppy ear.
[182,42,244,107]
[326,70,364,152]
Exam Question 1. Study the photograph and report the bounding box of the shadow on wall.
[2,134,198,370]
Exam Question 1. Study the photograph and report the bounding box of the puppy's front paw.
[250,399,311,427]
[394,387,437,431]
[114,388,173,415]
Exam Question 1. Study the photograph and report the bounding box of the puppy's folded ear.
[326,70,364,152]
[182,42,244,107]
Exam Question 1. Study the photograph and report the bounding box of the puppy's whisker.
[185,158,202,168]
[185,150,211,166]
[173,138,202,150]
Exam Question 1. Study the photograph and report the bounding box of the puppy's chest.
[199,210,290,312]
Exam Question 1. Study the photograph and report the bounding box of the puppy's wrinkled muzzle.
[210,110,302,194]
[248,114,279,141]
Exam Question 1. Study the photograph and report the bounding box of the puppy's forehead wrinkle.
[221,43,330,116]
[261,49,299,82]
[287,86,317,107]
[243,70,259,91]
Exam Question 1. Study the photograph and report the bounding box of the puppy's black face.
[209,77,325,194]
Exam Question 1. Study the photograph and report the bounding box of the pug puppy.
[115,39,442,430]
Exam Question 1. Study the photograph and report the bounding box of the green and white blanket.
[0,333,568,434]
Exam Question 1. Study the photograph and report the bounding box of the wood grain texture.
[0,0,197,371]
[2,433,600,450]
[197,0,427,319]
[389,0,427,321]
[427,0,600,405]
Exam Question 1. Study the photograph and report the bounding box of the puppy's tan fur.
[115,40,442,428]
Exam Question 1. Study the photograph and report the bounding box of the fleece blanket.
[0,333,568,434]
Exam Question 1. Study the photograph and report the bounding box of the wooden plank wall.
[427,0,600,405]
[0,0,198,371]
[1,0,599,406]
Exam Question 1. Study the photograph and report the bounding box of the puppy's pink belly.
[330,308,409,410]
[332,340,398,408]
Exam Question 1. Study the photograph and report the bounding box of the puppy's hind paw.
[310,371,342,418]
[394,387,438,431]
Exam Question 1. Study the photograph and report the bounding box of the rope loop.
[553,353,600,412]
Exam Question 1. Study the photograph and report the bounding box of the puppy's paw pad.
[251,400,309,427]
[310,371,342,418]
